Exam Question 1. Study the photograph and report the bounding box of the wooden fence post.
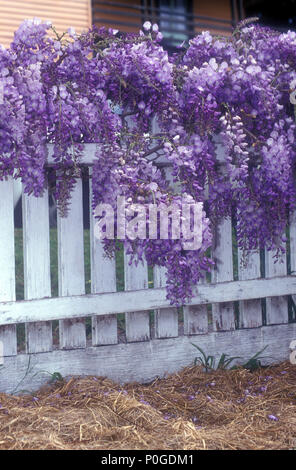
[89,169,118,345]
[0,177,17,356]
[58,177,86,349]
[265,246,288,325]
[154,266,178,338]
[124,250,150,342]
[238,249,262,328]
[211,218,236,331]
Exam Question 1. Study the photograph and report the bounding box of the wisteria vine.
[1,18,296,306]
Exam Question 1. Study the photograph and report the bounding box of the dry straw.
[0,361,295,450]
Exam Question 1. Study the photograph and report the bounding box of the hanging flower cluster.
[1,18,296,305]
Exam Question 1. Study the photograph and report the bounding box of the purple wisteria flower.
[1,18,296,306]
[139,399,150,406]
[268,414,279,421]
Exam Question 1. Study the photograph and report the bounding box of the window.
[157,0,193,48]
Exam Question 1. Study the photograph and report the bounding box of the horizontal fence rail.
[0,276,296,327]
[0,143,296,393]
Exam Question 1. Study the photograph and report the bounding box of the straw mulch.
[0,361,295,450]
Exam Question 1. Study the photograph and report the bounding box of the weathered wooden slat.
[211,218,235,331]
[57,178,86,349]
[124,250,150,342]
[1,275,296,326]
[183,304,209,335]
[46,143,234,167]
[265,247,288,325]
[289,210,296,314]
[1,322,295,394]
[153,266,178,338]
[210,136,236,331]
[238,249,262,328]
[22,185,52,353]
[89,169,117,345]
[183,255,208,335]
[150,142,179,338]
[0,177,17,356]
[183,162,209,335]
[47,144,95,166]
[183,276,209,335]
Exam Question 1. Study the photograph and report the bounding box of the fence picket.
[210,137,235,331]
[289,210,296,314]
[153,266,178,338]
[58,178,86,348]
[89,170,117,345]
[211,218,236,331]
[22,184,52,353]
[124,250,150,342]
[183,276,209,335]
[238,249,262,328]
[265,247,288,325]
[0,177,17,356]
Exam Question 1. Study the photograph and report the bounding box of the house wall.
[92,0,233,35]
[194,0,232,20]
[0,0,92,47]
[92,0,143,33]
[0,1,234,48]
[193,0,233,35]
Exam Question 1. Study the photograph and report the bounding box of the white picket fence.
[0,143,296,393]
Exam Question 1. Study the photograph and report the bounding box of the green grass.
[15,229,24,301]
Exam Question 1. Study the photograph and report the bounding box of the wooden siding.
[193,0,233,35]
[0,0,91,48]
